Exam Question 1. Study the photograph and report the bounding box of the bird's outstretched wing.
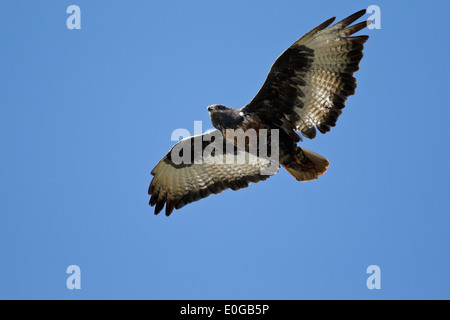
[241,9,370,140]
[148,130,277,216]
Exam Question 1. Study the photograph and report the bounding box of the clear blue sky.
[1,0,449,299]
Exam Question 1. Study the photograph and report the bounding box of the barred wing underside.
[242,9,370,139]
[148,130,277,215]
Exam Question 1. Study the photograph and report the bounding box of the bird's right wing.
[242,9,370,140]
[148,130,278,216]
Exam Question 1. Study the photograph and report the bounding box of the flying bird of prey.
[149,9,370,215]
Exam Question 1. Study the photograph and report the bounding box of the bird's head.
[207,104,228,113]
[207,104,244,131]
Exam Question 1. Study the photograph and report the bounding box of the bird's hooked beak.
[207,105,213,112]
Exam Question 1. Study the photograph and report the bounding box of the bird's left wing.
[148,130,277,216]
[242,9,370,140]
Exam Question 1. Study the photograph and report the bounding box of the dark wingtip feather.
[294,16,336,45]
[165,201,175,216]
[155,201,165,215]
[337,9,367,28]
[149,193,157,206]
[316,16,337,31]
[340,20,371,37]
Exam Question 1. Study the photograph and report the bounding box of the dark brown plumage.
[149,10,370,215]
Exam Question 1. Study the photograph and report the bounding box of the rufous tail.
[282,147,329,181]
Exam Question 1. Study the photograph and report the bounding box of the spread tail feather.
[282,147,329,181]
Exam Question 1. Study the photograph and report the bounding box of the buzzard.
[149,9,370,215]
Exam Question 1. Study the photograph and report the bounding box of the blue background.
[1,0,449,299]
